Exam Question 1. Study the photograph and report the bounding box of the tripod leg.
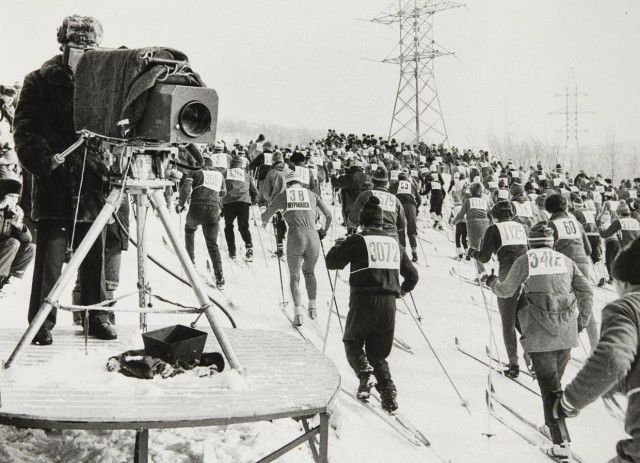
[135,194,149,331]
[149,189,242,371]
[5,189,123,368]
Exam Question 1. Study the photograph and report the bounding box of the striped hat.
[528,222,554,248]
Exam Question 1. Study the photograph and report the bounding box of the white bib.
[513,201,533,218]
[629,190,638,199]
[595,185,605,193]
[420,167,429,174]
[411,170,419,178]
[201,170,224,191]
[419,155,426,163]
[497,189,509,200]
[390,170,400,181]
[527,249,568,276]
[371,190,396,212]
[496,221,527,246]
[286,186,311,211]
[333,159,342,170]
[295,166,310,185]
[553,217,581,240]
[363,235,401,270]
[430,181,442,190]
[435,156,443,163]
[620,217,640,231]
[469,197,487,210]
[263,152,273,166]
[487,181,498,189]
[226,168,246,183]
[210,153,228,169]
[369,163,378,172]
[584,199,596,211]
[314,156,324,166]
[581,210,596,225]
[397,180,412,194]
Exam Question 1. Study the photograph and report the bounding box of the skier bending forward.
[326,196,418,413]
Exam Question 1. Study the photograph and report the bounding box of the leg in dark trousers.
[455,222,468,250]
[184,209,199,263]
[236,203,252,247]
[74,223,109,325]
[223,203,239,256]
[530,349,571,445]
[605,240,620,280]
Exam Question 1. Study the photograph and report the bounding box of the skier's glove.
[318,228,326,240]
[577,317,586,334]
[175,205,185,214]
[485,274,499,288]
[467,248,477,260]
[549,390,579,420]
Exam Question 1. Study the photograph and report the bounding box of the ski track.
[0,196,624,462]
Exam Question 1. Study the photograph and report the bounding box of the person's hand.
[467,248,477,260]
[549,390,579,420]
[51,153,65,170]
[485,274,499,288]
[7,205,24,227]
[318,228,326,240]
[175,205,185,214]
[577,317,586,334]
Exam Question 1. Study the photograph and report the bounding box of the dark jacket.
[13,54,107,222]
[474,220,528,276]
[0,206,32,243]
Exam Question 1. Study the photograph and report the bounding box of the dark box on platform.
[142,325,207,364]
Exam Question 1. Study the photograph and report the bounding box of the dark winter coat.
[348,187,407,247]
[474,220,528,276]
[178,165,226,216]
[13,54,108,222]
[548,211,592,267]
[0,206,31,243]
[331,167,370,219]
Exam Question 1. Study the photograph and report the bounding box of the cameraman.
[13,15,116,345]
[0,178,34,294]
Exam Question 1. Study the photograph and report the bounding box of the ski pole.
[322,270,340,354]
[250,205,269,268]
[401,297,471,414]
[320,240,344,333]
[485,270,497,437]
[272,218,287,306]
[473,261,503,367]
[408,292,423,323]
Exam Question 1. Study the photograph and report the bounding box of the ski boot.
[597,277,605,287]
[503,364,519,379]
[229,252,236,260]
[456,247,464,260]
[245,245,254,262]
[411,251,418,263]
[380,386,398,414]
[216,276,225,289]
[544,444,570,462]
[293,305,304,326]
[308,304,317,320]
[607,277,614,285]
[356,365,375,400]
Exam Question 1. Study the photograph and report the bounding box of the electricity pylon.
[372,0,462,146]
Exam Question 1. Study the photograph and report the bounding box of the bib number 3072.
[363,235,401,270]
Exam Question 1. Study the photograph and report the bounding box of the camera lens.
[179,101,212,138]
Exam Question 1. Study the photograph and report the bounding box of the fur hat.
[290,151,306,164]
[612,237,640,284]
[359,195,384,227]
[617,202,631,216]
[509,182,525,198]
[57,15,103,47]
[545,194,568,214]
[469,182,484,198]
[491,200,516,221]
[372,167,389,187]
[0,178,22,198]
[262,141,273,152]
[528,222,555,248]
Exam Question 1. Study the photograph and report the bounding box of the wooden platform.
[0,327,341,462]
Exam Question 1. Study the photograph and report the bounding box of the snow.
[0,191,625,462]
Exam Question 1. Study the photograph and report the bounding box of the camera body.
[3,204,18,220]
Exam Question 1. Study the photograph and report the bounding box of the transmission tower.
[549,68,593,157]
[371,0,462,146]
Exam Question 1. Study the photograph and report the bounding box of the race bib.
[469,198,487,210]
[553,217,581,240]
[487,181,498,189]
[419,155,426,163]
[620,217,640,231]
[452,205,462,216]
[390,170,400,181]
[371,190,396,212]
[435,156,443,163]
[538,175,546,182]
[584,199,595,210]
[497,189,509,200]
[629,190,638,199]
[314,156,324,166]
[552,178,561,187]
[256,142,263,152]
[431,181,441,190]
[226,168,246,183]
[527,249,568,276]
[511,171,520,179]
[363,235,401,270]
[595,185,605,193]
[201,170,224,191]
[286,187,311,211]
[333,159,342,170]
[263,152,273,166]
[210,153,228,169]
[411,170,419,178]
[496,221,527,246]
[398,180,412,194]
[581,210,596,225]
[513,201,533,218]
[384,152,393,161]
[420,167,429,174]
[295,166,310,185]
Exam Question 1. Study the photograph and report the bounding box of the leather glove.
[467,248,477,260]
[485,274,499,288]
[175,205,185,214]
[318,228,326,240]
[549,390,579,420]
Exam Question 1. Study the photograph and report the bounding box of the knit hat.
[612,237,640,284]
[545,194,568,214]
[272,151,283,164]
[0,178,22,198]
[572,197,584,207]
[469,182,484,198]
[372,167,389,187]
[57,15,103,47]
[509,182,525,198]
[262,141,273,152]
[491,200,516,221]
[290,151,306,164]
[617,202,631,216]
[528,222,554,248]
[359,195,384,227]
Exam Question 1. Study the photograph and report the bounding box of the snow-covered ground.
[0,190,625,463]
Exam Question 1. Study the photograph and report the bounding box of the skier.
[390,172,421,262]
[326,195,419,413]
[468,200,528,377]
[260,151,289,257]
[261,169,332,325]
[572,196,605,285]
[222,149,258,262]
[177,152,226,287]
[486,222,593,460]
[552,236,640,463]
[331,159,370,235]
[422,165,446,230]
[600,202,640,249]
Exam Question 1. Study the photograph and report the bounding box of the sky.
[1,0,639,149]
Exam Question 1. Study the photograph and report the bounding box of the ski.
[454,338,541,397]
[340,387,425,448]
[484,346,535,380]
